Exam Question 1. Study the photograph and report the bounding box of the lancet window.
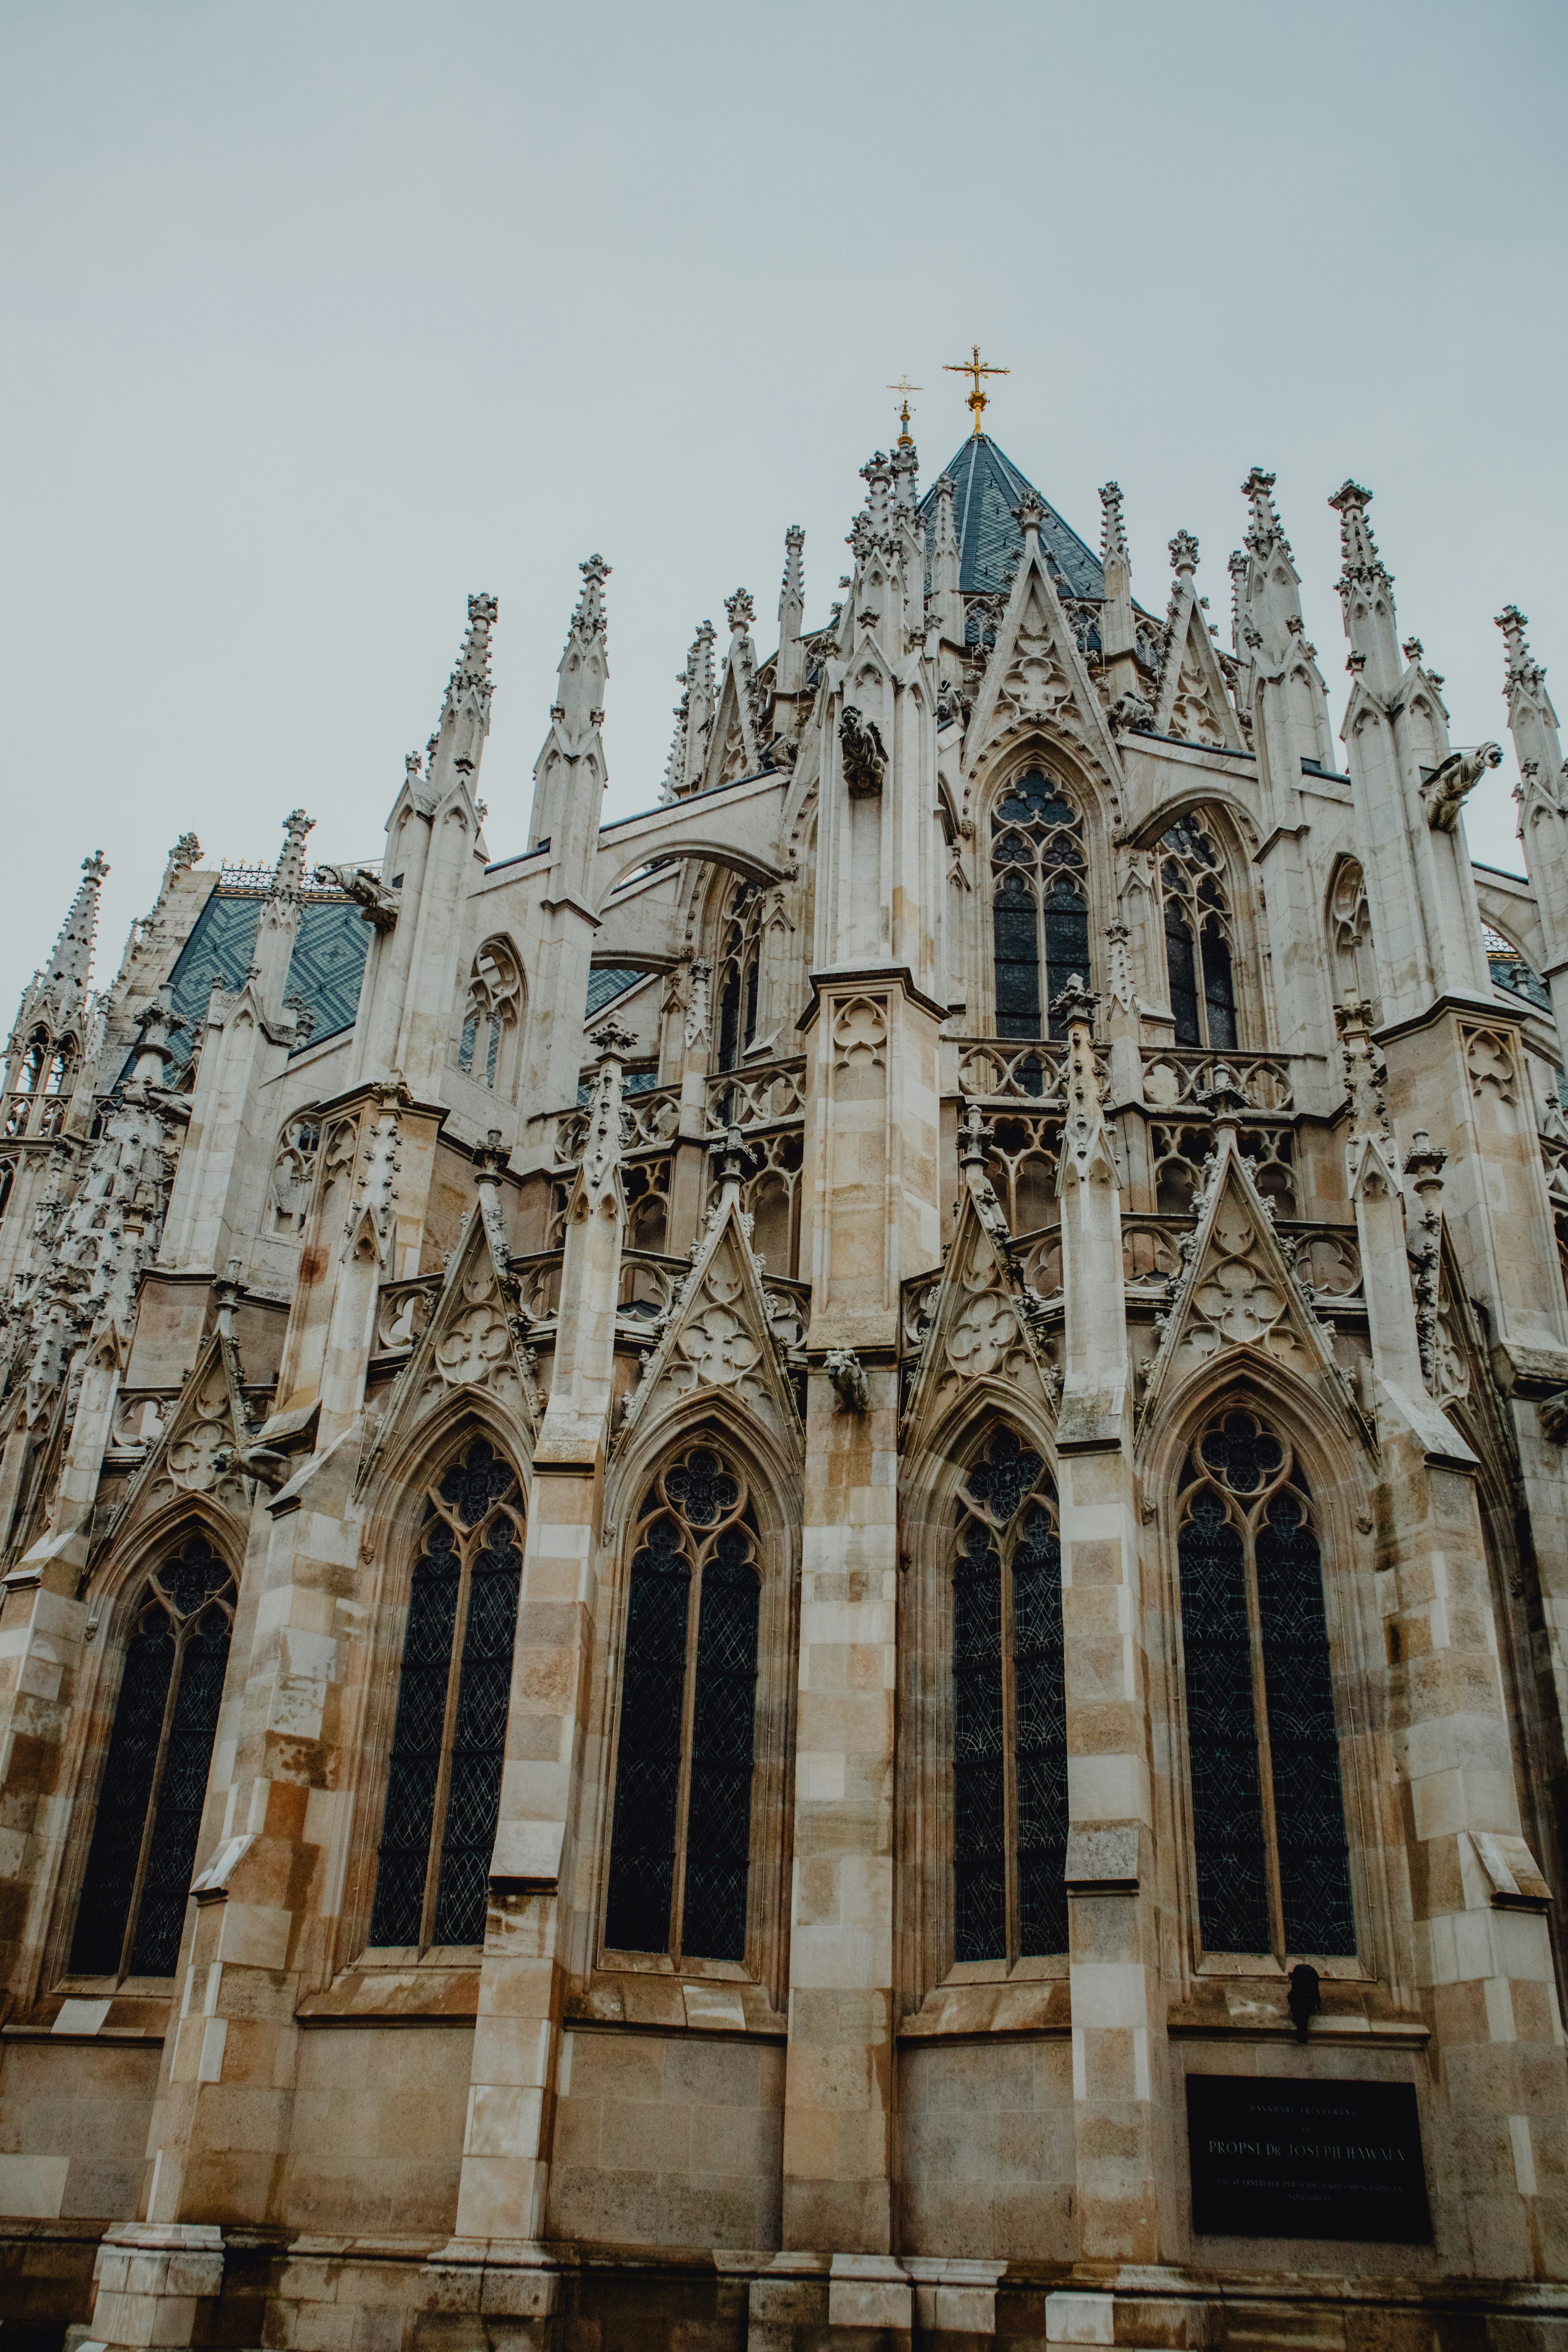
[0,1160,13,1218]
[4,1031,50,1138]
[1175,1409,1355,1960]
[69,1532,237,1980]
[368,1438,524,1949]
[1328,858,1378,1013]
[952,1427,1068,1965]
[1158,814,1237,1050]
[270,1116,321,1234]
[716,884,764,1071]
[457,940,522,1093]
[605,1442,762,1965]
[991,769,1090,1042]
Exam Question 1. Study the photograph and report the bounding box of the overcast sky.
[3,0,1565,1018]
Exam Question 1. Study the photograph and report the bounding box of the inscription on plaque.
[1187,2074,1431,2242]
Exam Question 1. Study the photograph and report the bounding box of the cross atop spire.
[887,377,922,448]
[943,344,1009,438]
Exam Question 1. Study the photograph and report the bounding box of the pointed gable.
[920,436,1105,601]
[368,1199,540,1470]
[616,1187,801,1451]
[900,1165,1060,1452]
[1140,1117,1355,1427]
[106,1329,254,1549]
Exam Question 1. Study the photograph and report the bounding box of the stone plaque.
[1186,2074,1431,2242]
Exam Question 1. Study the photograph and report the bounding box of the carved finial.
[1168,530,1199,580]
[780,526,805,615]
[1099,481,1129,567]
[1050,974,1098,1034]
[958,1099,989,1170]
[724,588,755,636]
[572,559,609,642]
[1403,1129,1448,1200]
[1241,466,1289,559]
[270,808,315,904]
[712,1121,745,1195]
[1203,1065,1249,1127]
[1496,604,1544,698]
[170,832,201,874]
[40,850,111,995]
[1012,489,1046,541]
[1328,480,1390,587]
[590,1019,637,1062]
[473,1127,508,1187]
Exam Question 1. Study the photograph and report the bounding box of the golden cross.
[887,376,922,447]
[944,343,1009,437]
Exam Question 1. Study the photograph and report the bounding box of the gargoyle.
[839,706,887,798]
[320,863,402,931]
[1107,692,1155,737]
[1423,742,1502,832]
[212,1439,291,1491]
[825,1348,869,1414]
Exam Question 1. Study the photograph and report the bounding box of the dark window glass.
[1179,1412,1354,1958]
[1201,922,1237,1051]
[605,1445,762,1964]
[369,1438,523,1948]
[1166,910,1200,1045]
[1044,878,1091,1040]
[71,1534,235,1979]
[718,968,741,1069]
[994,875,1041,1039]
[953,1430,1067,1964]
[742,957,760,1052]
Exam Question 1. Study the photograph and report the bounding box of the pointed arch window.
[952,1428,1068,1964]
[1176,1409,1355,1960]
[715,884,764,1072]
[990,770,1090,1041]
[605,1442,762,1964]
[70,1533,236,1980]
[1328,859,1377,1013]
[4,1033,49,1138]
[1158,815,1237,1050]
[0,1159,14,1218]
[369,1438,524,1949]
[457,941,522,1092]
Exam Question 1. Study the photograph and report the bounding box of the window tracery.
[952,1427,1067,1965]
[1329,859,1378,1011]
[1158,815,1237,1050]
[4,1031,53,1138]
[368,1437,524,1950]
[457,940,522,1092]
[1175,1408,1354,1961]
[69,1532,236,1980]
[0,1158,13,1218]
[990,770,1090,1042]
[715,884,764,1071]
[270,1115,321,1233]
[605,1441,762,1965]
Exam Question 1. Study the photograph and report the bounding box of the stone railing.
[953,1039,1071,1105]
[1140,1048,1293,1113]
[554,1085,684,1167]
[706,1055,808,1135]
[511,1249,565,1325]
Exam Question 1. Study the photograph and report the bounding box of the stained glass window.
[605,1442,761,1963]
[990,768,1089,1040]
[953,1428,1067,1964]
[1160,815,1237,1050]
[368,1437,523,1949]
[1176,1409,1355,1959]
[70,1532,236,1979]
[715,883,764,1072]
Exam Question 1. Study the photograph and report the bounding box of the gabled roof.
[920,434,1104,601]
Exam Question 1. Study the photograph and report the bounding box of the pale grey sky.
[3,0,1564,1016]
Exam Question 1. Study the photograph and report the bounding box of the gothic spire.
[429,592,499,789]
[554,556,610,740]
[1241,465,1290,559]
[1098,481,1136,677]
[664,618,716,799]
[1099,480,1129,569]
[1496,605,1564,800]
[1328,480,1402,697]
[929,472,963,649]
[43,852,109,994]
[775,524,807,718]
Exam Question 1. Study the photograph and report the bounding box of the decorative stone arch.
[1137,1360,1385,1991]
[966,738,1119,1042]
[454,931,526,1101]
[44,1503,248,1998]
[593,835,788,924]
[898,1392,1064,1998]
[1125,790,1268,1050]
[337,1413,531,1967]
[585,1403,800,2011]
[1325,851,1378,1014]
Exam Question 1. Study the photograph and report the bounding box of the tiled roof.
[152,886,370,1069]
[920,434,1104,600]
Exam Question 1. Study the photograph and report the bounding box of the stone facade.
[2,426,1568,2350]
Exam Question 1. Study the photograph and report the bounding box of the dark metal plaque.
[1186,2074,1431,2242]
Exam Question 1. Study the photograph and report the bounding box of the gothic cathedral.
[3,414,1568,2350]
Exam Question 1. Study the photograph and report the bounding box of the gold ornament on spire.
[887,376,922,448]
[944,343,1009,437]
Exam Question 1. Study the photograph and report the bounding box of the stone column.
[1053,985,1161,2265]
[771,969,938,2325]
